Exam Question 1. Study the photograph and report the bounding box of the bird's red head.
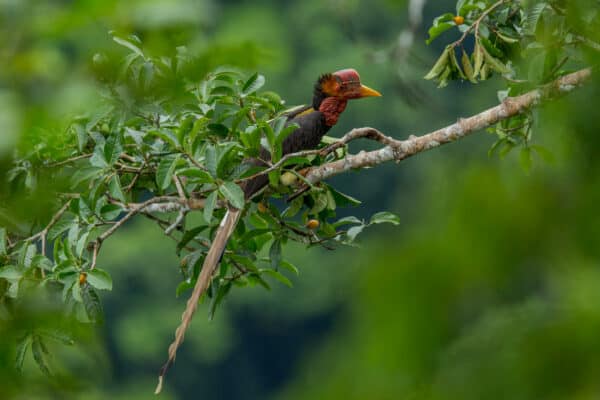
[313,68,381,126]
[318,68,382,100]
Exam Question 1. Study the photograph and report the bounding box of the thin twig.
[125,160,146,193]
[173,175,187,200]
[47,154,92,168]
[165,212,187,235]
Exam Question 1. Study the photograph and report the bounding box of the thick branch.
[304,68,592,185]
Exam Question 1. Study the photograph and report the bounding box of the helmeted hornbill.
[157,69,381,392]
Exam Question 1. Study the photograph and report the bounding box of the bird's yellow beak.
[358,84,382,98]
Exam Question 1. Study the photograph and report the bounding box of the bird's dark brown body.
[242,107,330,198]
[243,69,381,198]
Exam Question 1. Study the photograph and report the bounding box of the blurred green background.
[2,0,600,399]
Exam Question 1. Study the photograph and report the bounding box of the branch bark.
[303,68,592,185]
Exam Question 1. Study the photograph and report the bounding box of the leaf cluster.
[424,0,598,168]
[1,33,400,375]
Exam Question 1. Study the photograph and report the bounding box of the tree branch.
[302,68,592,186]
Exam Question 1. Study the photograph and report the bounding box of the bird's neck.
[318,97,347,126]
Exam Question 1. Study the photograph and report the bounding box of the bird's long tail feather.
[155,207,242,394]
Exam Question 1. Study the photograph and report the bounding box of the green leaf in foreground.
[32,335,52,377]
[369,211,401,226]
[82,286,104,324]
[156,155,179,191]
[219,181,245,209]
[242,73,266,96]
[87,268,113,290]
[261,269,293,288]
[15,334,31,372]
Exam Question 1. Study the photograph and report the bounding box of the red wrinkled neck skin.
[319,97,348,126]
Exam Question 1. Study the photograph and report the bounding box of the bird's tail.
[155,207,242,394]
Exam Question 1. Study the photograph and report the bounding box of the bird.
[156,68,381,393]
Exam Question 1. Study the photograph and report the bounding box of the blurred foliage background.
[2,0,600,399]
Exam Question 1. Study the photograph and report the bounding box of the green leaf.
[20,244,37,269]
[248,212,269,229]
[87,268,113,290]
[461,48,477,83]
[68,222,80,247]
[177,226,207,255]
[482,46,510,74]
[100,204,122,221]
[247,273,271,290]
[156,154,179,191]
[280,260,299,276]
[204,191,218,223]
[282,156,311,167]
[0,265,23,281]
[104,136,123,165]
[495,30,519,44]
[71,166,103,188]
[177,115,195,144]
[112,35,145,59]
[74,123,88,152]
[76,228,92,258]
[268,170,281,187]
[208,280,232,321]
[90,143,108,168]
[220,182,245,209]
[148,130,180,148]
[269,238,281,270]
[176,279,194,297]
[261,269,293,288]
[39,329,75,345]
[15,334,31,372]
[7,281,19,298]
[309,193,328,215]
[242,73,266,96]
[346,225,365,241]
[369,211,401,225]
[31,335,51,377]
[426,22,454,45]
[216,143,241,178]
[82,286,104,324]
[480,36,504,58]
[272,116,287,137]
[207,123,229,137]
[32,255,52,271]
[229,254,259,273]
[210,86,235,97]
[178,168,214,183]
[520,147,532,173]
[523,3,547,36]
[424,47,451,80]
[329,187,361,207]
[205,145,217,177]
[473,41,485,78]
[109,175,126,202]
[333,216,362,228]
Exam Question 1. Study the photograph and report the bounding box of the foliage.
[0,32,399,377]
[2,0,600,397]
[424,0,598,167]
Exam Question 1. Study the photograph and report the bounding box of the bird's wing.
[156,207,242,394]
[275,104,314,121]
